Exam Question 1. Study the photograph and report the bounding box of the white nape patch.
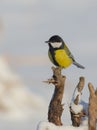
[50,42,62,48]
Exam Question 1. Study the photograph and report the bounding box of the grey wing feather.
[64,43,85,69]
[64,43,75,61]
[73,61,85,69]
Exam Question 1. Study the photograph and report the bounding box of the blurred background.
[0,0,97,130]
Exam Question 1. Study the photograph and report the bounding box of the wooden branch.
[88,83,97,130]
[77,77,85,93]
[70,77,85,127]
[45,67,66,126]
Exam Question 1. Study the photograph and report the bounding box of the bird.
[45,35,85,69]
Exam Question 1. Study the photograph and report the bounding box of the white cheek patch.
[50,42,62,48]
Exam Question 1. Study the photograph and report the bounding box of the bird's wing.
[64,43,75,61]
[64,43,85,69]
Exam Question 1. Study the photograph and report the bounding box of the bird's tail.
[73,61,85,69]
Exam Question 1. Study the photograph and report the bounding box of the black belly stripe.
[49,48,59,66]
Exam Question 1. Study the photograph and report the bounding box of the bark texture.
[88,83,97,130]
[45,67,66,126]
[70,77,85,127]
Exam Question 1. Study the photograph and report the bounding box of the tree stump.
[44,67,66,126]
[70,77,85,127]
[88,83,97,130]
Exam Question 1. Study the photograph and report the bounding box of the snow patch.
[71,88,81,103]
[0,56,46,120]
[37,121,88,130]
[71,103,83,114]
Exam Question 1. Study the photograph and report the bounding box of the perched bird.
[45,35,85,69]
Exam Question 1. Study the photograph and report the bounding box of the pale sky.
[0,0,97,89]
[0,1,97,129]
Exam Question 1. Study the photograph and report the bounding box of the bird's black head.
[45,35,64,43]
[45,35,64,49]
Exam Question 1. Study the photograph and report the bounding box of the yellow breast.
[55,49,73,68]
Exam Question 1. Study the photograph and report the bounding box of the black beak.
[45,41,49,43]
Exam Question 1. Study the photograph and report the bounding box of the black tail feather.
[73,61,85,69]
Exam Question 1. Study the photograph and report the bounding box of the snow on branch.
[39,67,97,130]
[37,121,88,130]
[70,77,86,127]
